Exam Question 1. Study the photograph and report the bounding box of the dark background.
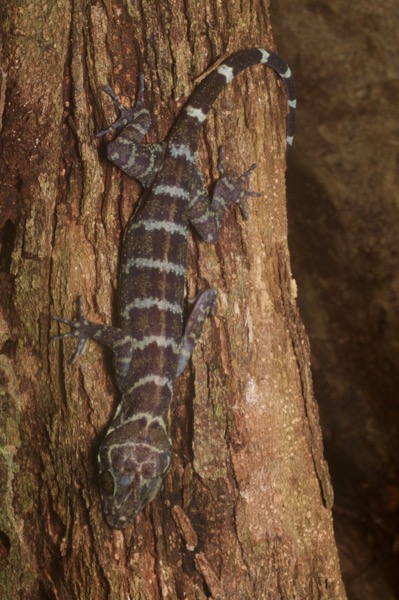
[271,2,399,598]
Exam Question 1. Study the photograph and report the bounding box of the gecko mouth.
[99,465,165,529]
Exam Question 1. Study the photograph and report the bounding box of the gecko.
[53,48,296,528]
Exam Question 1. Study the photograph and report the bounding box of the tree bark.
[0,0,346,598]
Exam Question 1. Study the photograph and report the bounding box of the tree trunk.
[0,0,346,598]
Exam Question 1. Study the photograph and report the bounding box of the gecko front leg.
[177,289,218,376]
[52,297,133,379]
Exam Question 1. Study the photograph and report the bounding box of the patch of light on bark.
[245,378,259,404]
[245,305,254,344]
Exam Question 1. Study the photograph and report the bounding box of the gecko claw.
[96,74,146,138]
[215,152,260,220]
[52,297,90,363]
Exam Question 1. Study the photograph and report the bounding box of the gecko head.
[97,423,172,529]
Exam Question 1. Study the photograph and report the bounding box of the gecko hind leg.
[177,289,217,377]
[96,75,165,187]
[189,147,261,243]
[96,73,146,138]
[214,146,261,221]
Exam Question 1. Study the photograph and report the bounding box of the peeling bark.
[0,0,345,598]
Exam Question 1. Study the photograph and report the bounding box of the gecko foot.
[96,74,146,138]
[215,146,261,220]
[52,296,90,364]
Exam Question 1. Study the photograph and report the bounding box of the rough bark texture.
[271,1,399,599]
[0,1,345,598]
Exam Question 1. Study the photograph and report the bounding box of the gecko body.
[53,48,296,528]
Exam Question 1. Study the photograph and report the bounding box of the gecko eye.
[100,470,116,496]
[120,475,132,487]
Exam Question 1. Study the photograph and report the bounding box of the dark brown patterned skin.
[52,48,296,528]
